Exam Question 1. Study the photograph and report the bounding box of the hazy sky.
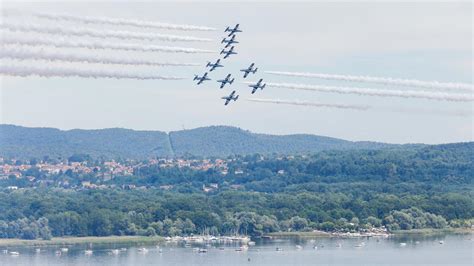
[1,1,472,144]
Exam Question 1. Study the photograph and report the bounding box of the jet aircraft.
[248,79,266,94]
[225,24,242,37]
[221,35,239,48]
[193,72,210,85]
[217,74,234,89]
[206,59,223,71]
[240,63,258,78]
[221,90,239,106]
[220,46,237,59]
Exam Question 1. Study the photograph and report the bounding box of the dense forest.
[0,143,472,239]
[1,125,396,159]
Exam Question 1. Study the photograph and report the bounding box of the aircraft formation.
[193,24,266,106]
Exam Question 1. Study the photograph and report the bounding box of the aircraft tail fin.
[253,68,258,73]
[262,84,266,90]
[230,79,235,84]
[193,75,198,80]
[206,62,210,67]
[234,95,239,101]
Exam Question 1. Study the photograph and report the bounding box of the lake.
[1,233,472,266]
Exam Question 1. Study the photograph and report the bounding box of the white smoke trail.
[0,45,200,67]
[247,98,370,110]
[0,64,184,80]
[378,106,472,117]
[248,98,472,117]
[263,82,474,102]
[27,11,216,31]
[1,22,212,42]
[1,34,214,54]
[265,71,474,92]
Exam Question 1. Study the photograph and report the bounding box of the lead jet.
[221,35,239,48]
[206,59,223,72]
[217,74,234,89]
[220,46,237,59]
[193,72,210,85]
[221,90,239,106]
[225,24,242,37]
[248,78,266,94]
[240,63,258,78]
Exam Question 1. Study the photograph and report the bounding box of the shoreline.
[264,228,472,239]
[1,228,472,247]
[0,236,164,247]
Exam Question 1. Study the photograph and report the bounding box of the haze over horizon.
[1,2,472,145]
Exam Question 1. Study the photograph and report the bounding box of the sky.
[1,1,472,144]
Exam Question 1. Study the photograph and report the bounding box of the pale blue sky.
[1,1,472,144]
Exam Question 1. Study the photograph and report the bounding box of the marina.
[0,234,471,266]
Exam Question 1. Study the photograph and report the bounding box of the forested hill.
[2,124,408,159]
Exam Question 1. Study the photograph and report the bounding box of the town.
[0,156,232,191]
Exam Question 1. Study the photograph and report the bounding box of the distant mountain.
[1,124,408,159]
[0,125,171,159]
[169,126,394,157]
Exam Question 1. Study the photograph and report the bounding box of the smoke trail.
[1,22,212,42]
[265,71,474,92]
[0,64,184,80]
[1,34,214,54]
[263,82,474,102]
[28,11,216,31]
[247,98,370,110]
[0,46,200,67]
[248,98,472,117]
[378,107,472,117]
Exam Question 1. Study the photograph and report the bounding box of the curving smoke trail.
[264,82,474,102]
[26,11,216,31]
[1,22,212,42]
[247,98,370,110]
[0,45,200,67]
[1,34,214,54]
[265,71,474,92]
[0,64,185,80]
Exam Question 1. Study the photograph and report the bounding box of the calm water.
[0,234,472,266]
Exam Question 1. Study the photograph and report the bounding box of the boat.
[35,248,41,253]
[84,250,93,255]
[248,241,256,246]
[198,248,208,253]
[110,249,120,255]
[9,251,20,256]
[400,243,407,247]
[137,247,149,254]
[276,247,284,251]
[439,241,444,244]
[60,248,69,252]
[296,245,303,250]
[235,245,248,252]
[120,248,127,251]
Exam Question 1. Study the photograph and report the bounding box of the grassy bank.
[264,231,330,238]
[0,236,164,247]
[392,228,473,235]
